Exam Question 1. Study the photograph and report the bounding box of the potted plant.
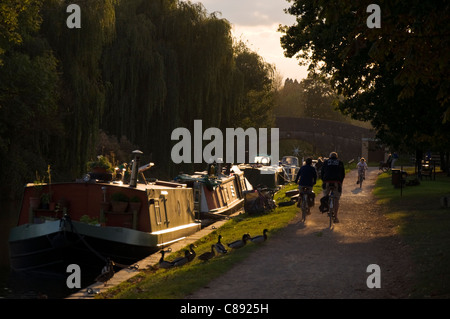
[41,192,51,210]
[87,155,114,181]
[87,155,113,174]
[80,215,100,225]
[128,195,141,212]
[111,192,129,213]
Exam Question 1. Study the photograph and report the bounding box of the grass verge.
[373,168,450,298]
[96,182,322,299]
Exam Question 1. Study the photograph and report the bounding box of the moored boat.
[174,163,252,223]
[280,155,300,183]
[238,155,284,190]
[8,151,201,275]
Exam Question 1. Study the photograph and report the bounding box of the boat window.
[153,198,162,225]
[194,188,200,203]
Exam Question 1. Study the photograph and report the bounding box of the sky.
[186,0,309,83]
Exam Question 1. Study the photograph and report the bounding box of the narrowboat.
[8,151,201,274]
[238,155,284,190]
[280,156,300,182]
[174,163,252,222]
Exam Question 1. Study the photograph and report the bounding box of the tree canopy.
[275,74,362,124]
[279,0,450,155]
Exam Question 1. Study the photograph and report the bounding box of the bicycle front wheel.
[329,209,333,227]
[328,198,334,227]
[301,194,308,222]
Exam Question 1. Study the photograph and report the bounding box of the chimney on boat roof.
[129,150,143,188]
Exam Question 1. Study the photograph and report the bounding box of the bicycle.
[256,185,277,211]
[327,185,336,228]
[299,186,311,223]
[379,161,391,173]
[357,169,365,188]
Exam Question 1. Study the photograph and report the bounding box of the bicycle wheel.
[359,174,363,188]
[329,208,333,227]
[328,197,334,227]
[301,194,308,222]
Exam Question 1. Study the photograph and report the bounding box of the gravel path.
[187,167,415,299]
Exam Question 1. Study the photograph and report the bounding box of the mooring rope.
[60,214,140,272]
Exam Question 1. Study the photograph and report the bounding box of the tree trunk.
[440,152,447,173]
[446,152,450,176]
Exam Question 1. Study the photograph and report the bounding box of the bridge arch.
[276,117,383,162]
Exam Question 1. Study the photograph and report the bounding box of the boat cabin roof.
[26,180,187,192]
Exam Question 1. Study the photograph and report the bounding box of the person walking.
[391,152,399,168]
[321,152,345,223]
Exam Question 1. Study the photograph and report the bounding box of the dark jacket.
[321,157,345,183]
[295,164,317,187]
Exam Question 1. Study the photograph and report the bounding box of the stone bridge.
[276,117,384,162]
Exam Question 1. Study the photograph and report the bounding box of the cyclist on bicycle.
[357,157,368,184]
[321,152,345,223]
[295,158,317,209]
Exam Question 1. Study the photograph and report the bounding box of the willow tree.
[101,0,245,175]
[40,0,117,178]
[102,0,166,148]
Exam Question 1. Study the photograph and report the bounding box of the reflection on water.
[0,200,88,299]
[0,200,19,298]
[3,270,76,299]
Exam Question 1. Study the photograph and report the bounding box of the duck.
[158,249,174,269]
[214,235,228,254]
[95,258,115,286]
[187,244,196,262]
[198,245,215,262]
[227,234,251,249]
[173,250,190,267]
[250,229,269,243]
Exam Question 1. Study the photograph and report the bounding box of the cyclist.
[294,157,317,212]
[356,157,368,184]
[321,152,345,223]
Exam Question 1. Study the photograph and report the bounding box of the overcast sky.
[186,0,309,82]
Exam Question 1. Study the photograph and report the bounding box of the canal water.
[0,201,88,299]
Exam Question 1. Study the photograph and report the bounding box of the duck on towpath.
[227,234,251,249]
[249,229,269,243]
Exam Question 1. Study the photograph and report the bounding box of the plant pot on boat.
[87,155,114,181]
[41,192,51,210]
[111,192,129,213]
[128,196,142,212]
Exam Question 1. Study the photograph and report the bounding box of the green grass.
[97,183,322,299]
[373,168,450,298]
